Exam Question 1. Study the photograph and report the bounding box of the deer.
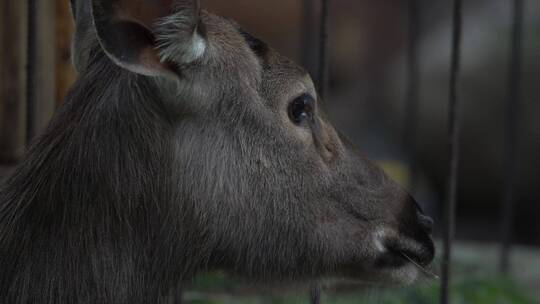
[0,0,435,303]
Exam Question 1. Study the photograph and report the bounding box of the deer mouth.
[338,229,436,285]
[376,248,435,279]
[372,233,437,282]
[356,227,435,282]
[376,242,434,268]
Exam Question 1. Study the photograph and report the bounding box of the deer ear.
[91,0,204,77]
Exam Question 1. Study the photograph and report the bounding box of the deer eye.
[288,94,315,124]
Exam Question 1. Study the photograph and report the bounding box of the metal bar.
[309,283,321,304]
[499,0,524,274]
[317,0,330,99]
[310,1,330,303]
[403,0,421,192]
[301,0,315,71]
[175,287,183,304]
[26,0,37,145]
[440,0,463,303]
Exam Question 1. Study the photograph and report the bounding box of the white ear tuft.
[91,0,203,77]
[189,32,207,62]
[155,11,206,65]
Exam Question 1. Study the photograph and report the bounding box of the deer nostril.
[417,212,434,234]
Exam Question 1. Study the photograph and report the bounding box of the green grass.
[349,277,536,304]
[183,273,537,304]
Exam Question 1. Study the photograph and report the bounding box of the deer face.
[79,0,434,284]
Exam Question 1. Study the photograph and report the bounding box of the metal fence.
[23,0,525,303]
[302,0,525,303]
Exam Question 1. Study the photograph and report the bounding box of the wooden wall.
[0,0,75,163]
[55,0,76,105]
[34,0,57,133]
[0,1,28,162]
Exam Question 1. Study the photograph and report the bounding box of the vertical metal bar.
[175,287,183,304]
[403,0,421,192]
[26,0,37,145]
[317,0,330,99]
[310,1,330,303]
[309,283,321,304]
[440,0,463,303]
[301,0,315,71]
[500,0,524,274]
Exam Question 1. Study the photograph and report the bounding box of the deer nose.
[417,212,434,235]
[409,196,434,235]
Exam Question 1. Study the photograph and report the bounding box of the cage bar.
[403,0,421,192]
[310,0,330,303]
[26,0,36,145]
[301,0,315,72]
[440,0,463,303]
[317,0,330,99]
[500,0,524,274]
[310,283,322,304]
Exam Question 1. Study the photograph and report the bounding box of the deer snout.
[386,231,435,267]
[374,196,436,270]
[417,211,434,235]
[374,226,435,269]
[407,195,434,234]
[405,197,435,263]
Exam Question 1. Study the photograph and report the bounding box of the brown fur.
[0,1,434,303]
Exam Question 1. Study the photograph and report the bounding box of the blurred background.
[1,0,539,303]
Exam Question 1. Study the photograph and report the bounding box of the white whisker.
[400,252,440,280]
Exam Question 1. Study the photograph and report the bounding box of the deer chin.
[366,229,436,285]
[334,228,435,286]
[336,254,425,285]
[371,263,421,286]
[335,259,420,288]
[368,251,424,285]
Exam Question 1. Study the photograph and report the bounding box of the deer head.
[78,0,435,283]
[1,0,434,301]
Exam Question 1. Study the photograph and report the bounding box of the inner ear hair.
[91,0,203,78]
[154,10,206,65]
